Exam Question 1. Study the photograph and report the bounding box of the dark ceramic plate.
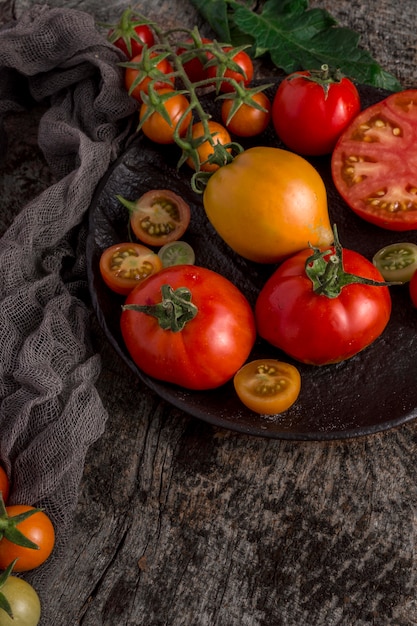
[86,80,417,441]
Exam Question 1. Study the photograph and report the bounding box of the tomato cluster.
[0,467,55,625]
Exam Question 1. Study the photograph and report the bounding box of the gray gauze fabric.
[0,4,136,593]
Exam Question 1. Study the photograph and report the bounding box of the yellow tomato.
[203,146,333,263]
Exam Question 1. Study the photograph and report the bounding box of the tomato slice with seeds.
[99,242,162,295]
[331,89,417,231]
[372,242,417,282]
[117,189,191,246]
[158,241,195,267]
[233,359,301,415]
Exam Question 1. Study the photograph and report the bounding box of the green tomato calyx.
[122,284,198,331]
[0,495,41,549]
[305,225,398,298]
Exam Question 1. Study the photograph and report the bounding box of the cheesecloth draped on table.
[0,3,136,600]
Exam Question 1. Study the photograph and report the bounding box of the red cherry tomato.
[410,269,417,307]
[332,89,417,231]
[206,47,253,93]
[120,265,256,390]
[99,243,163,296]
[0,465,10,504]
[255,236,392,365]
[107,8,155,59]
[176,37,213,83]
[0,505,55,572]
[272,66,361,155]
[124,52,174,102]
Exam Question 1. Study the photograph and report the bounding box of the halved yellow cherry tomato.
[99,242,162,295]
[117,189,191,247]
[233,359,301,415]
[372,242,417,282]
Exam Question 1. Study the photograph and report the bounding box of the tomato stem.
[122,284,198,331]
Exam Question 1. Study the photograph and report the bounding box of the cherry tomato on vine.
[124,52,174,102]
[117,189,191,247]
[186,121,232,172]
[221,91,271,137]
[272,66,361,155]
[372,242,417,282]
[332,89,417,231]
[255,232,392,365]
[107,8,155,59]
[0,505,55,572]
[203,146,332,263]
[234,359,301,415]
[0,466,9,504]
[176,37,213,83]
[0,569,41,626]
[120,265,256,390]
[99,243,162,296]
[410,270,417,307]
[206,47,253,93]
[140,89,192,144]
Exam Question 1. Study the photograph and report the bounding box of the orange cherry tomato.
[140,89,192,144]
[99,242,163,296]
[186,121,232,172]
[233,359,301,414]
[221,91,271,137]
[124,52,174,102]
[0,465,10,504]
[0,505,55,572]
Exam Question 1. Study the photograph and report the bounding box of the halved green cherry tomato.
[158,241,195,267]
[117,190,191,247]
[410,269,417,307]
[233,359,301,415]
[0,466,9,504]
[372,242,417,282]
[99,243,162,295]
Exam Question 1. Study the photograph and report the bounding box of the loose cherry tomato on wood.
[272,65,361,155]
[255,231,392,365]
[176,37,213,83]
[120,265,256,390]
[117,189,191,247]
[186,121,232,172]
[107,8,155,59]
[99,242,163,296]
[206,47,254,93]
[221,91,271,137]
[410,269,417,307]
[124,52,174,102]
[140,89,192,144]
[0,504,55,572]
[234,359,301,415]
[332,89,417,231]
[203,146,333,263]
[0,466,9,504]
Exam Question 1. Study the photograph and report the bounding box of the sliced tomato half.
[331,89,417,231]
[99,242,162,295]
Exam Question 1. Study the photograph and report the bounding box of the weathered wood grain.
[2,1,417,625]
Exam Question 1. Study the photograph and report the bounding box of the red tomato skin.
[206,48,254,93]
[110,24,155,59]
[125,53,174,102]
[272,72,361,155]
[0,465,10,503]
[410,270,417,307]
[255,248,392,365]
[177,38,213,83]
[120,265,256,390]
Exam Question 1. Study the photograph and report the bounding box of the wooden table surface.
[1,1,417,625]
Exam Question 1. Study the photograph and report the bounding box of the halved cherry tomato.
[107,8,155,59]
[99,243,162,295]
[0,466,9,504]
[372,242,417,282]
[140,89,192,144]
[0,505,55,572]
[221,91,271,137]
[206,47,253,93]
[158,241,195,267]
[186,121,232,172]
[234,359,301,415]
[124,52,174,102]
[332,89,417,231]
[117,189,191,247]
[410,269,417,307]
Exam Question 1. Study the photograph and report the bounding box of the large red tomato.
[332,89,417,231]
[272,66,361,155]
[120,265,256,390]
[255,235,392,365]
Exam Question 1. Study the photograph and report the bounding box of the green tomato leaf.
[190,0,402,91]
